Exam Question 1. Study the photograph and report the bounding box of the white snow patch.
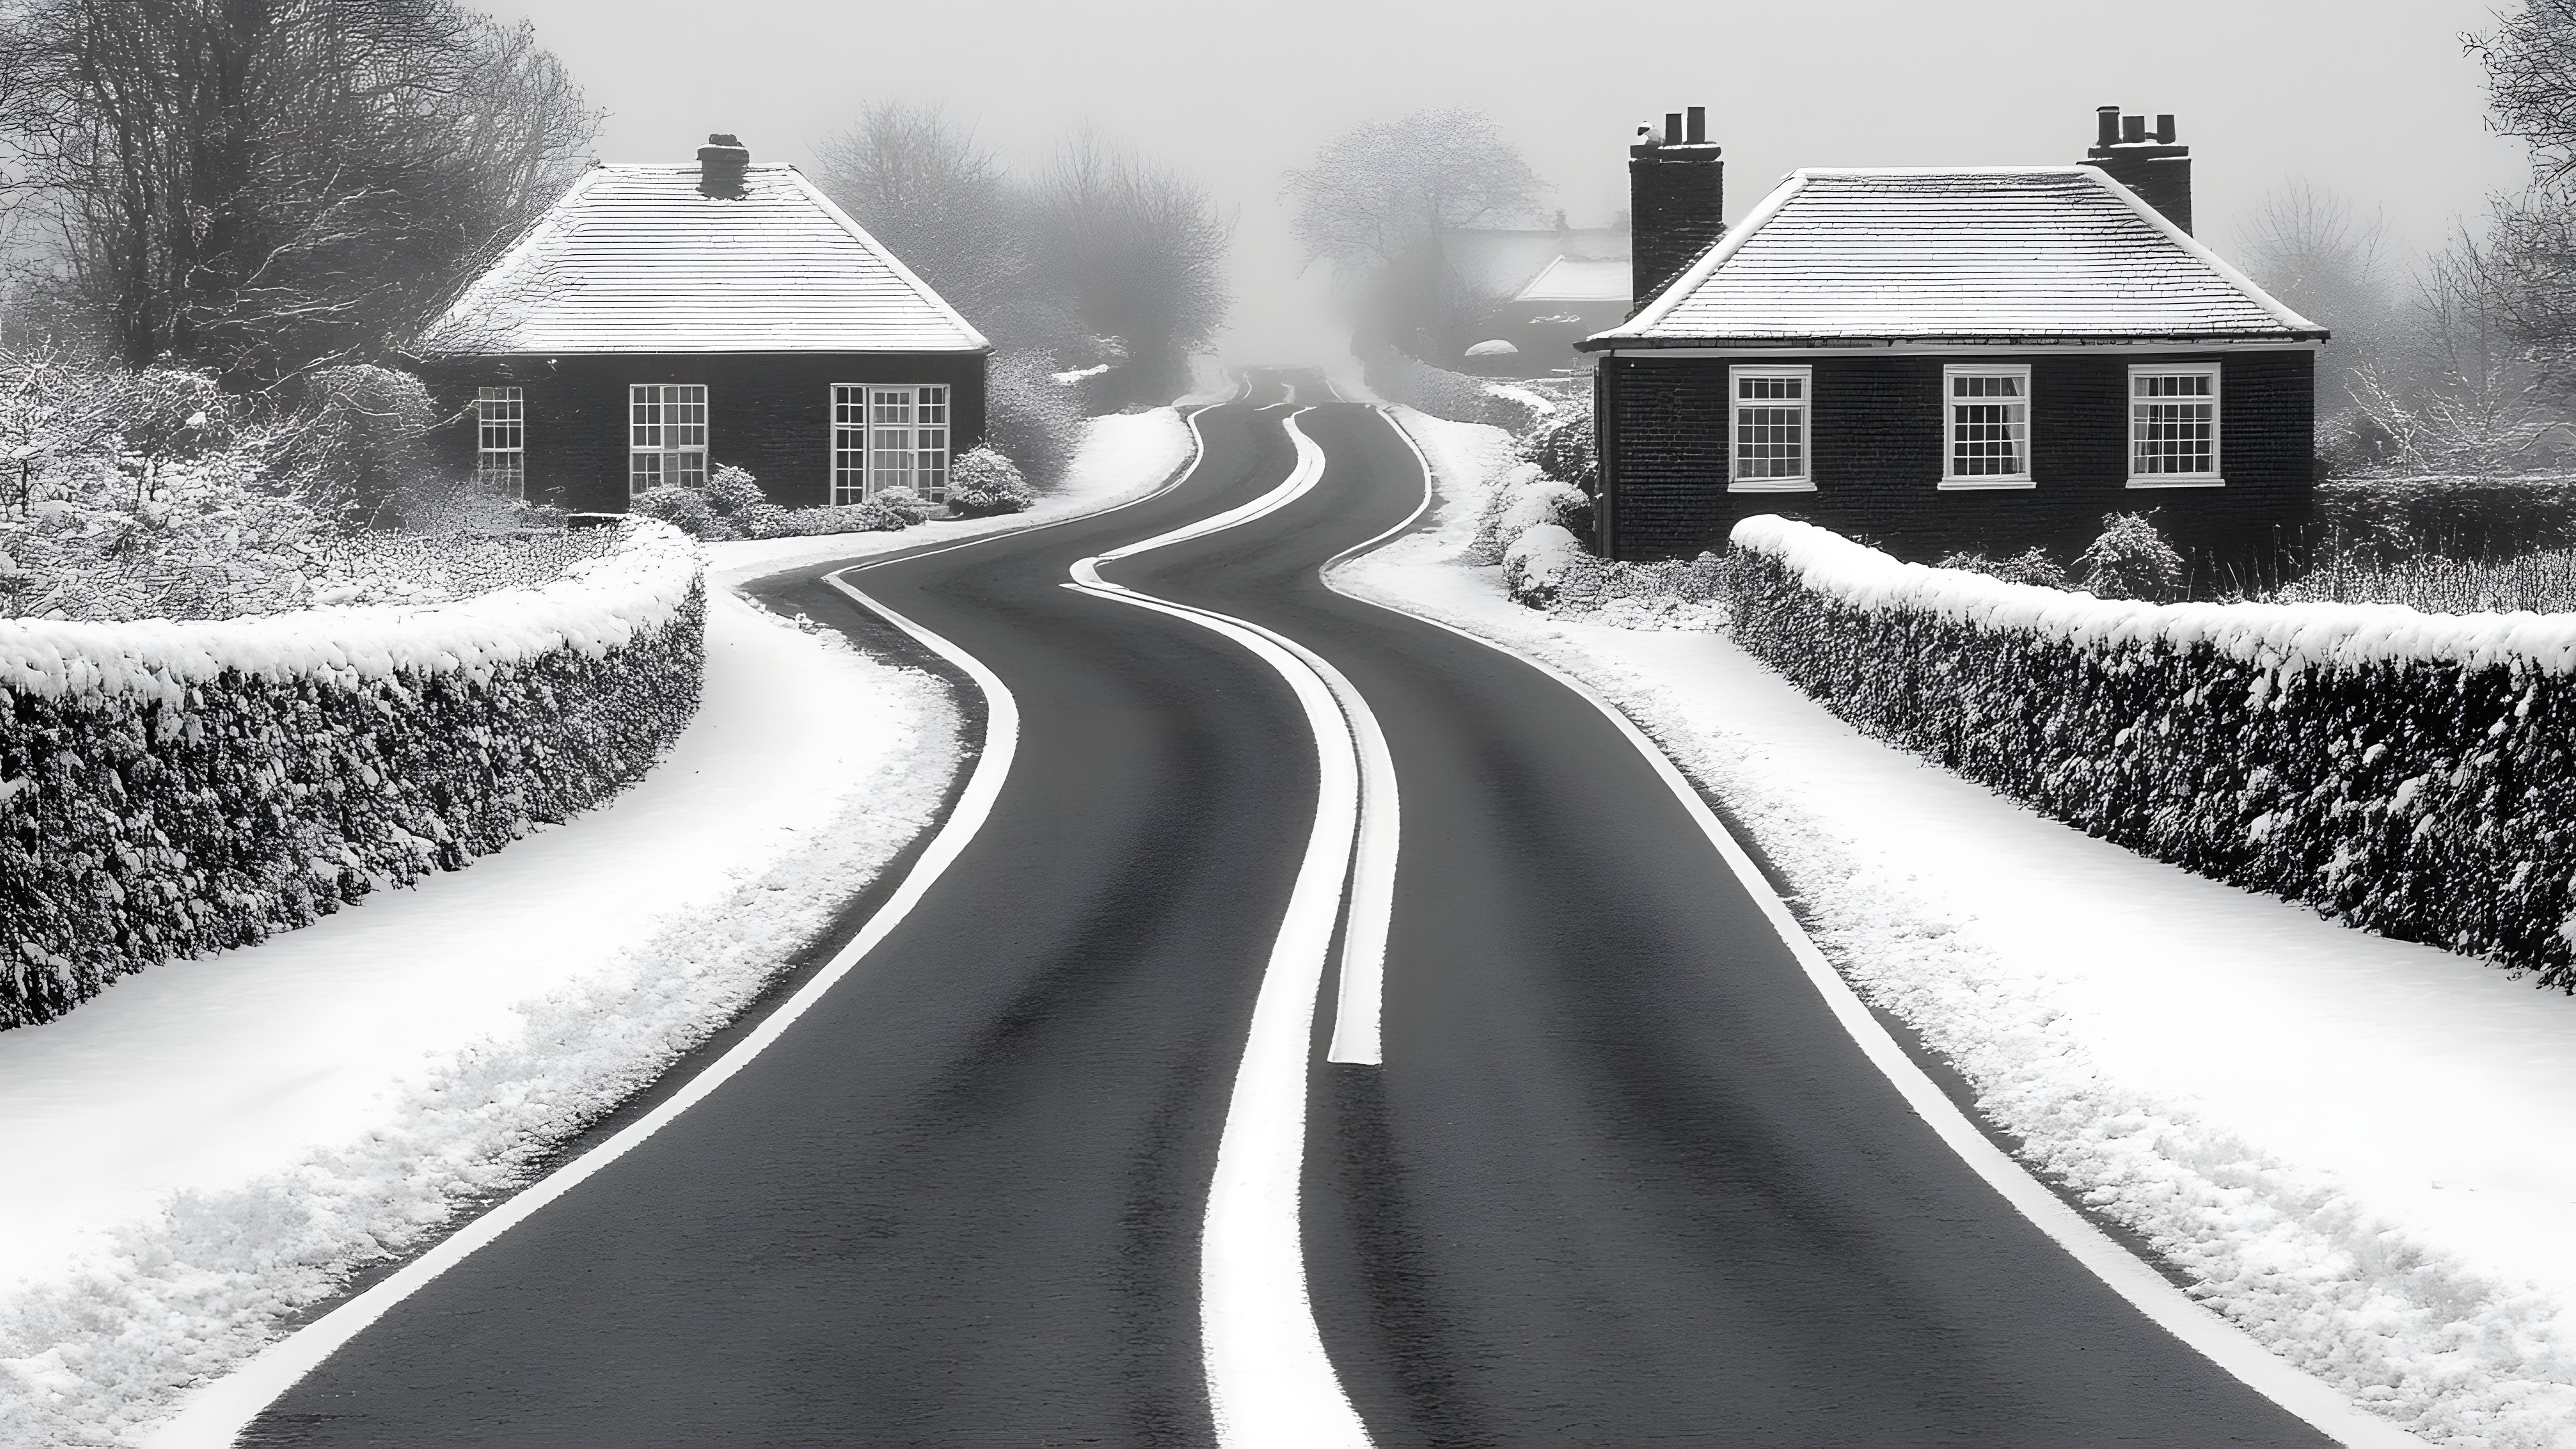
[1341,410,2576,1448]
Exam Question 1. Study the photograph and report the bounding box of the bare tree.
[2349,228,2576,472]
[2470,0,2576,184]
[0,0,598,386]
[813,102,1027,325]
[1030,128,1229,394]
[1282,110,1544,274]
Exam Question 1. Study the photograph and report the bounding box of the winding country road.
[230,374,2348,1446]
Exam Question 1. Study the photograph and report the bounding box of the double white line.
[1065,407,1397,1449]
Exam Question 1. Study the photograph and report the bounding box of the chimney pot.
[2083,107,2193,234]
[1664,111,1684,145]
[2122,113,2147,144]
[2096,105,2121,148]
[1685,105,1707,144]
[2153,113,2176,144]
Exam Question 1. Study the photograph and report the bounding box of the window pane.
[1735,405,1804,479]
[631,451,661,495]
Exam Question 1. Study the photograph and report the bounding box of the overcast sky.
[483,0,2531,358]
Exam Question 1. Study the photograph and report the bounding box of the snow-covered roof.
[1513,256,1630,305]
[1439,226,1629,301]
[1590,167,2323,350]
[416,164,989,357]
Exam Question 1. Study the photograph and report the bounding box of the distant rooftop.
[1590,167,2322,349]
[417,163,989,357]
[1513,256,1630,305]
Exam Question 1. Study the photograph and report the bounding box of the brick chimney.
[1629,105,1723,315]
[2084,107,2191,234]
[698,133,750,199]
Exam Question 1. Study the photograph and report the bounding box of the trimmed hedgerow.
[1725,515,2576,991]
[0,521,706,1028]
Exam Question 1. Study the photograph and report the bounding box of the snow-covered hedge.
[0,521,706,1027]
[1725,515,2576,990]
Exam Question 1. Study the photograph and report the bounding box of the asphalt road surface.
[240,375,2339,1446]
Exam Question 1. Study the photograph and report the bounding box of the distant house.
[1580,108,2326,568]
[1426,222,1629,375]
[415,136,990,514]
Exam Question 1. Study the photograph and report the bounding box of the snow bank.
[1344,412,2576,1448]
[1730,515,2576,989]
[0,593,959,1448]
[1,521,706,1028]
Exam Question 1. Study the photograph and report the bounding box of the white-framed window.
[629,384,708,496]
[2129,364,2222,486]
[831,384,951,504]
[475,386,524,497]
[1941,364,2034,488]
[1728,365,1813,492]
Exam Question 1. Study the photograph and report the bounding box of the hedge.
[2317,473,2576,562]
[1725,515,2576,991]
[0,521,706,1028]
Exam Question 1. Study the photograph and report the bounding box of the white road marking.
[137,405,1228,1449]
[1065,406,1377,1448]
[1344,412,2431,1449]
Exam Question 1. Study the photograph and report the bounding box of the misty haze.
[1,2,2573,1446]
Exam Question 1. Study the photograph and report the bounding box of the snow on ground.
[1341,408,2576,1448]
[702,406,1195,587]
[0,409,1196,1448]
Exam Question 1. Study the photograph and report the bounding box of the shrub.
[1725,515,2576,991]
[1939,545,2070,589]
[701,464,768,517]
[631,484,731,541]
[948,446,1035,516]
[1502,523,1586,607]
[280,364,440,519]
[0,522,706,1028]
[2316,474,2576,562]
[1518,404,1598,495]
[986,349,1085,488]
[2075,511,2186,601]
[1468,464,1591,564]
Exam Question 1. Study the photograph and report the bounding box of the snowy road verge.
[1338,409,2576,1448]
[0,408,1198,1449]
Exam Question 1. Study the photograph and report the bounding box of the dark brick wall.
[1597,350,2314,573]
[423,352,987,514]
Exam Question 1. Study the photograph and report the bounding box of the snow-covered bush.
[986,349,1085,488]
[1501,523,1586,606]
[630,483,728,539]
[1468,463,1590,564]
[0,521,706,1028]
[1938,545,2070,590]
[0,444,327,621]
[279,364,439,519]
[1517,403,1597,496]
[1366,350,1526,430]
[2318,472,2576,563]
[1725,514,2576,990]
[2074,511,2186,602]
[947,445,1034,516]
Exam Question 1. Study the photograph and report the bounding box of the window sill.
[1938,477,2036,491]
[1729,479,1816,494]
[2126,476,2225,489]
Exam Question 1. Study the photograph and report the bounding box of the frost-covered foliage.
[0,447,327,621]
[634,465,928,541]
[1938,545,2070,590]
[2270,547,2576,615]
[1727,514,2576,989]
[1468,462,1590,565]
[1517,402,1597,496]
[2073,511,2186,602]
[278,364,439,517]
[987,349,1086,488]
[2318,472,2576,561]
[1501,523,1585,608]
[947,445,1034,516]
[0,521,706,1028]
[1364,350,1529,430]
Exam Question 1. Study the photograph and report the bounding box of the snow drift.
[0,520,706,1026]
[1727,514,2576,989]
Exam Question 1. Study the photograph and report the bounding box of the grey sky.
[482,0,2529,356]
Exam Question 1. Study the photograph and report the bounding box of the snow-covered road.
[1341,411,2576,1447]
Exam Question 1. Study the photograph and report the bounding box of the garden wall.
[0,521,706,1027]
[1725,514,2576,989]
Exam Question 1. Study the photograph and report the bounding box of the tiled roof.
[1514,256,1630,305]
[416,164,989,357]
[1591,167,2322,348]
